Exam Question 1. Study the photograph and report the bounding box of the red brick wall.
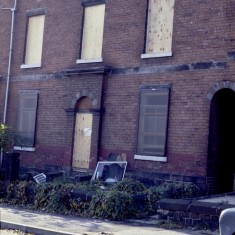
[0,0,234,180]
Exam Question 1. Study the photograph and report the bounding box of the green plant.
[146,186,165,212]
[34,183,52,209]
[69,198,90,216]
[89,190,133,220]
[0,124,18,152]
[74,181,102,192]
[34,181,75,214]
[154,181,202,199]
[6,182,15,199]
[110,178,146,194]
[5,181,35,205]
[0,181,6,197]
[47,183,75,214]
[145,181,202,214]
[0,178,203,221]
[15,181,29,205]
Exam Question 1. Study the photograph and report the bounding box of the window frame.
[134,84,171,162]
[141,0,175,59]
[76,2,106,64]
[14,90,39,152]
[21,8,47,69]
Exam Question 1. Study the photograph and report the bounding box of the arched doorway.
[72,97,93,169]
[207,88,235,193]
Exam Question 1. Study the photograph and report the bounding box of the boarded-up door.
[72,113,93,169]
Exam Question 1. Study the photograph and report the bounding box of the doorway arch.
[71,90,98,170]
[207,88,235,193]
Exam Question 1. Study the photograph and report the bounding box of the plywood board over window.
[80,4,105,60]
[24,15,45,67]
[143,0,175,58]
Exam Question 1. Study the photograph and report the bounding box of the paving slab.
[198,196,235,205]
[0,205,219,235]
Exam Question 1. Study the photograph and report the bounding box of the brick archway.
[70,90,98,109]
[206,81,235,100]
[207,84,235,194]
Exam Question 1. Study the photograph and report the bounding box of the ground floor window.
[135,85,170,160]
[15,91,39,149]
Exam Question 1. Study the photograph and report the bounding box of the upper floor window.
[141,0,175,59]
[21,9,46,69]
[76,3,105,64]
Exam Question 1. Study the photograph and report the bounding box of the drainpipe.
[0,0,17,167]
[2,0,17,124]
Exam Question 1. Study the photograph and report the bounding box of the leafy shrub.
[70,198,90,216]
[88,178,151,220]
[74,181,102,192]
[89,190,132,220]
[15,181,33,205]
[0,181,6,197]
[1,178,203,220]
[35,182,75,214]
[149,181,202,200]
[146,181,202,213]
[6,182,15,199]
[163,181,201,199]
[146,186,165,212]
[110,178,146,194]
[34,183,52,209]
[0,123,17,152]
[6,181,36,205]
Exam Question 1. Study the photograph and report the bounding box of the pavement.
[0,204,219,235]
[198,194,235,205]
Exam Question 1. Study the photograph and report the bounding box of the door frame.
[72,112,93,169]
[207,87,235,193]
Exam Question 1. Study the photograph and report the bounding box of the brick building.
[0,0,235,194]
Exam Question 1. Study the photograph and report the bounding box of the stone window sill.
[76,58,103,64]
[141,52,172,59]
[14,146,35,152]
[20,63,41,69]
[134,154,167,162]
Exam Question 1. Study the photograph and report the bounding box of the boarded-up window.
[24,15,45,65]
[137,87,170,156]
[16,92,39,147]
[145,0,175,55]
[81,4,105,59]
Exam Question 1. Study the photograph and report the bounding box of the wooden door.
[72,113,93,169]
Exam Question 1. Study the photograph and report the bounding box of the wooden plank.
[25,15,45,64]
[81,4,105,59]
[73,113,93,169]
[146,0,175,54]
